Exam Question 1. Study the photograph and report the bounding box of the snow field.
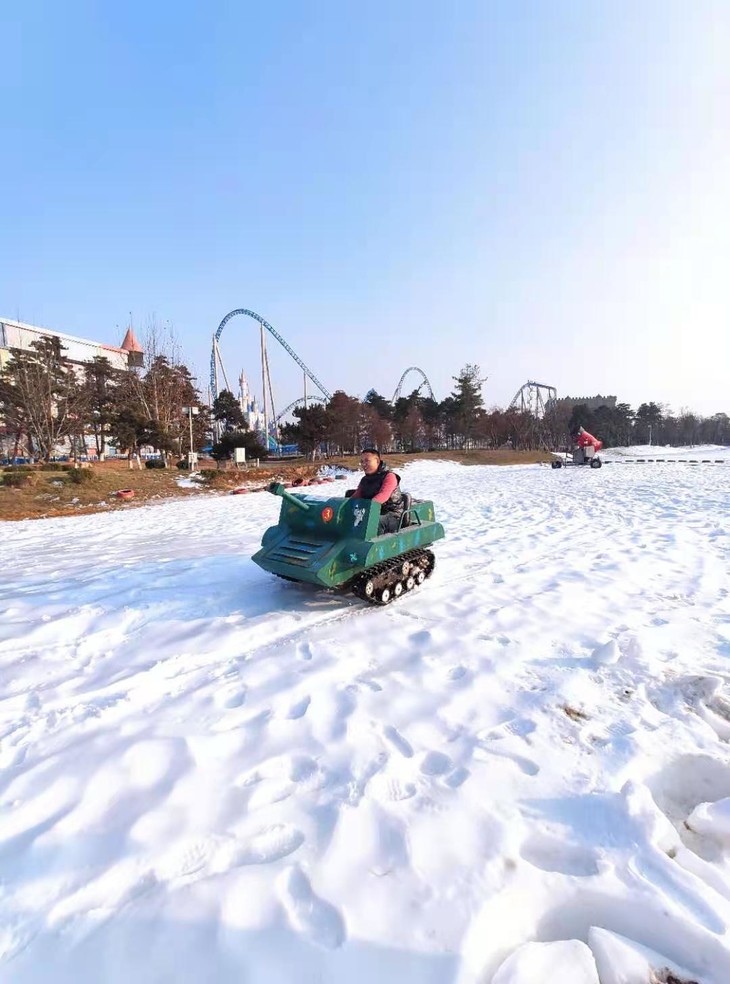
[1,457,730,982]
[602,444,730,461]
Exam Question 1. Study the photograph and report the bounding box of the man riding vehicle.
[347,448,404,534]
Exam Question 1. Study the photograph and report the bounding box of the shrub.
[44,463,74,472]
[145,459,166,469]
[210,430,268,462]
[2,472,34,488]
[67,468,94,484]
[176,459,190,470]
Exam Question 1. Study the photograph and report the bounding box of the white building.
[0,318,143,372]
[0,318,144,460]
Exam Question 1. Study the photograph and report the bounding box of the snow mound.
[589,927,702,984]
[687,797,730,846]
[492,940,599,983]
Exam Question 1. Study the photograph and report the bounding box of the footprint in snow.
[297,641,313,661]
[383,725,413,758]
[320,687,357,741]
[357,678,383,692]
[278,865,346,950]
[368,773,417,803]
[475,745,540,777]
[216,687,247,710]
[447,665,471,685]
[285,695,311,720]
[156,837,215,882]
[287,755,319,783]
[443,766,470,789]
[419,751,452,776]
[212,824,305,873]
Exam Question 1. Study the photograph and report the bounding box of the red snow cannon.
[551,426,604,469]
[576,428,603,452]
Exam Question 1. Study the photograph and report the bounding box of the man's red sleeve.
[372,473,398,504]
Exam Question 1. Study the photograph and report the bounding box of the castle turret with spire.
[238,370,267,434]
[120,326,144,368]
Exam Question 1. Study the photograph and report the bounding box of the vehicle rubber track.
[350,548,435,606]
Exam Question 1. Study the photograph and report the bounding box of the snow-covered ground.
[2,457,730,983]
[602,444,730,461]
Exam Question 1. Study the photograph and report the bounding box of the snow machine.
[551,427,603,470]
[252,482,445,605]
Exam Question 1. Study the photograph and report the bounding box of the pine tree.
[450,364,486,447]
[279,404,331,458]
[0,337,80,461]
[212,389,246,431]
[80,356,118,457]
[364,389,393,421]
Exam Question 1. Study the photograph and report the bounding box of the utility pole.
[182,405,199,470]
[260,324,269,450]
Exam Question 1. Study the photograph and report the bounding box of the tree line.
[0,334,272,464]
[559,400,730,449]
[281,369,730,455]
[0,336,210,463]
[1,338,728,462]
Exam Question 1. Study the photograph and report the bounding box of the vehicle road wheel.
[590,458,602,469]
[363,578,376,598]
[378,586,392,605]
[416,570,426,585]
[393,581,404,598]
[405,575,416,591]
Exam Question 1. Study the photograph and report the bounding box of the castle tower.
[120,327,144,368]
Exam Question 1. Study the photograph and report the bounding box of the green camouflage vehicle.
[252,482,445,605]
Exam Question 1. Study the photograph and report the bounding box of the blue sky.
[2,1,729,415]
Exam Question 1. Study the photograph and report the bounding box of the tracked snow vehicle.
[550,445,603,469]
[551,426,603,469]
[252,482,445,605]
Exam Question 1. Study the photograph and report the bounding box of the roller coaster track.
[392,366,435,404]
[508,380,557,417]
[210,309,332,402]
[275,395,327,423]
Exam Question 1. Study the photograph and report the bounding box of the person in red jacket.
[348,448,404,533]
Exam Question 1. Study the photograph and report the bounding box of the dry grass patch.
[0,459,326,521]
[562,704,590,722]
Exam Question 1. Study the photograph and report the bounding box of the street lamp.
[182,406,200,470]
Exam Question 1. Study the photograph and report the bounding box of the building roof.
[0,317,128,357]
[120,327,143,354]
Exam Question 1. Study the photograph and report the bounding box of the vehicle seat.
[399,492,413,530]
